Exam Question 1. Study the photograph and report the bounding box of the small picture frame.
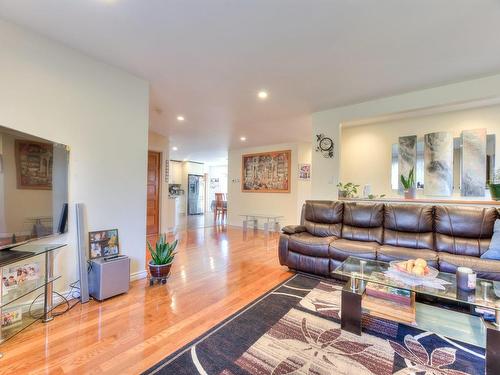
[298,163,311,180]
[89,229,120,259]
[1,307,23,327]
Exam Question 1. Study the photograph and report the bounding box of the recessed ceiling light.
[257,91,268,100]
[176,115,185,122]
[240,136,247,141]
[172,146,178,151]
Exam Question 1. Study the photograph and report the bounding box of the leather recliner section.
[288,232,337,257]
[435,205,497,257]
[341,202,384,243]
[439,252,500,281]
[303,200,343,237]
[378,204,438,266]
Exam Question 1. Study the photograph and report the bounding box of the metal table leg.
[486,315,500,374]
[42,251,55,323]
[341,275,365,336]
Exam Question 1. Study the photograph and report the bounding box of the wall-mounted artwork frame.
[298,163,311,180]
[461,128,486,197]
[241,150,291,193]
[424,132,453,196]
[15,140,53,190]
[89,229,120,259]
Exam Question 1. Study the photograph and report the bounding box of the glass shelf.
[0,303,59,345]
[1,276,61,309]
[0,243,65,268]
[0,243,66,347]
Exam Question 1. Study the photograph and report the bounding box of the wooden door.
[146,151,161,236]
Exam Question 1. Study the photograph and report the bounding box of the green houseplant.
[336,182,360,199]
[147,234,178,282]
[489,169,500,201]
[400,167,416,199]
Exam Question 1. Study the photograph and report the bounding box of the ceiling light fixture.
[240,136,247,141]
[172,146,178,151]
[257,91,268,100]
[176,115,185,122]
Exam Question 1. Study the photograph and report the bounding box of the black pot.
[148,260,172,278]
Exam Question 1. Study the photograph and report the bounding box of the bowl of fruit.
[388,258,439,281]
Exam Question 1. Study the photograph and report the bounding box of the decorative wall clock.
[315,134,334,158]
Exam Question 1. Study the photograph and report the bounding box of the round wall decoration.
[315,133,334,158]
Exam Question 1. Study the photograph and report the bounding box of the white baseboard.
[130,269,147,281]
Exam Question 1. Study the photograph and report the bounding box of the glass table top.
[332,256,500,311]
[0,243,66,267]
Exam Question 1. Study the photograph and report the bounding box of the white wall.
[0,20,149,288]
[341,104,500,198]
[312,73,500,199]
[227,142,311,228]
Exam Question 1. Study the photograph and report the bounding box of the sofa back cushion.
[341,202,383,243]
[303,200,343,237]
[435,205,497,257]
[383,204,434,249]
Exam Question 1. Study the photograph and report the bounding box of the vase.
[404,187,416,199]
[148,260,172,279]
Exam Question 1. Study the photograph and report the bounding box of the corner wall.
[227,142,311,228]
[0,20,149,287]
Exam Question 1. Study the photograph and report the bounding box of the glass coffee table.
[332,257,500,373]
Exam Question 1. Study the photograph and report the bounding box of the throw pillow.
[481,219,500,260]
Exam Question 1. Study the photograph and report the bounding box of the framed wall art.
[298,163,311,180]
[15,140,53,190]
[241,150,291,193]
[89,229,120,259]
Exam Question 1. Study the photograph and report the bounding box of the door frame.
[187,173,205,216]
[147,150,162,236]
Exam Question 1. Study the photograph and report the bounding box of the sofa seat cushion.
[377,245,438,268]
[288,232,336,257]
[439,252,500,281]
[329,238,379,262]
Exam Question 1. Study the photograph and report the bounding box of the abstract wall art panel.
[241,150,291,193]
[398,135,417,193]
[461,128,486,197]
[424,132,453,196]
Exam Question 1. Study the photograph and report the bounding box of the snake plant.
[147,234,178,265]
[400,167,415,190]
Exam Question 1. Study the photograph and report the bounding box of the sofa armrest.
[282,225,306,235]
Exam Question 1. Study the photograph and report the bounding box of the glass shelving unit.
[0,244,66,351]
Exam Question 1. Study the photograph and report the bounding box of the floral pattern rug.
[143,274,485,375]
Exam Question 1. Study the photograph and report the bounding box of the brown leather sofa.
[279,200,500,281]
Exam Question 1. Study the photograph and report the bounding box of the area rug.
[143,274,485,375]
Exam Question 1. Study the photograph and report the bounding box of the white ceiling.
[1,1,500,163]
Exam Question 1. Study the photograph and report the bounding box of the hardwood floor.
[0,225,291,374]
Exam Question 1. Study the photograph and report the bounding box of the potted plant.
[400,167,416,199]
[336,182,360,199]
[147,234,178,282]
[489,169,500,201]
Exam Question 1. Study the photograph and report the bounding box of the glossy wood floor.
[0,225,291,374]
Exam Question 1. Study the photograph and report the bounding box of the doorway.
[187,174,205,215]
[146,151,161,236]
